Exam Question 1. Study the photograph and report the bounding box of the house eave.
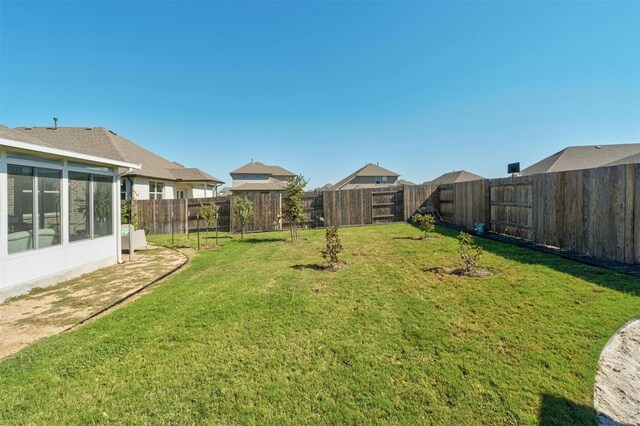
[1,136,141,169]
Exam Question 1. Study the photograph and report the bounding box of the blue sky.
[1,1,639,187]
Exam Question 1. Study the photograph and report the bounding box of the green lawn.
[1,224,638,425]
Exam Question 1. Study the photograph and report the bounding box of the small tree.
[235,196,254,240]
[200,200,218,246]
[321,226,343,268]
[283,175,308,242]
[412,213,436,239]
[458,231,482,271]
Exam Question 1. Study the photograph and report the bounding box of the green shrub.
[321,226,343,267]
[412,213,436,238]
[458,231,482,271]
[235,196,254,240]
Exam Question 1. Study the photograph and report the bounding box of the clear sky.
[1,1,639,187]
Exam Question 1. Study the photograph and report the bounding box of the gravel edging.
[594,318,640,425]
[63,247,189,332]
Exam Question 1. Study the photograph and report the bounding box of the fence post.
[184,198,189,234]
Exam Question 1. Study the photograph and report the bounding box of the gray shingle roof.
[168,168,221,182]
[231,181,288,192]
[14,127,223,184]
[521,144,640,175]
[230,161,295,176]
[426,170,484,185]
[0,124,53,147]
[331,163,400,190]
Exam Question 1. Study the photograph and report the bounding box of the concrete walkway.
[0,245,187,359]
[594,318,640,425]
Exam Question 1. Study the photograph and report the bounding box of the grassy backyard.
[0,223,638,424]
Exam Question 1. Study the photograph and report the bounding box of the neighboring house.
[330,163,400,190]
[0,125,140,301]
[14,127,224,200]
[397,179,416,186]
[425,170,484,185]
[315,183,333,191]
[230,161,296,194]
[521,143,640,175]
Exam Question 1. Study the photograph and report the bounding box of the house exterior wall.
[230,174,271,188]
[337,175,399,190]
[190,185,215,198]
[0,148,121,301]
[349,176,399,185]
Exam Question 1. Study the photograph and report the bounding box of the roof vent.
[109,130,117,135]
[53,117,58,129]
[85,127,93,130]
[595,145,602,149]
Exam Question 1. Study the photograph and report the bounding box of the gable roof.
[426,170,484,185]
[0,125,139,169]
[14,127,223,184]
[521,144,640,175]
[230,161,295,176]
[331,163,400,190]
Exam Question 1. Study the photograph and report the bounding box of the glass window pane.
[69,172,91,242]
[37,168,62,248]
[7,165,34,253]
[93,176,113,237]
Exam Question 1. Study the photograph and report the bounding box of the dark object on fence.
[508,162,520,174]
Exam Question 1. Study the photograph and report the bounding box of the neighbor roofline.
[0,136,141,169]
[122,170,224,184]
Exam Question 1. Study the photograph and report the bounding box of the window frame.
[149,181,164,200]
[6,163,63,253]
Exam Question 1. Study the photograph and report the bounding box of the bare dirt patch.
[0,245,187,359]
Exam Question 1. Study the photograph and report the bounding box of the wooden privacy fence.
[440,164,640,265]
[129,165,640,265]
[130,184,439,236]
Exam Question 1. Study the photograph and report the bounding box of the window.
[375,176,388,185]
[7,165,61,254]
[69,172,91,242]
[149,181,164,200]
[176,190,185,199]
[93,176,113,237]
[37,168,62,248]
[120,180,128,201]
[68,172,114,242]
